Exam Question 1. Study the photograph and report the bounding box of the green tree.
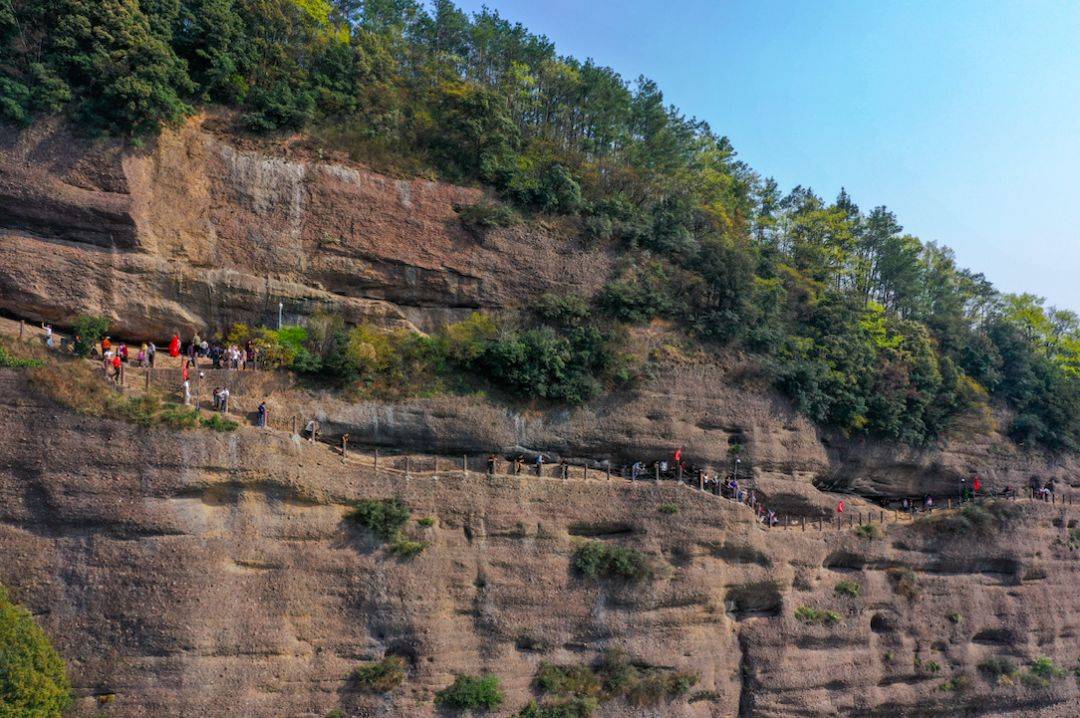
[0,585,73,718]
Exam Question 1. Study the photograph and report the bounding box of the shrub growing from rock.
[354,656,406,693]
[348,499,411,541]
[572,541,651,581]
[0,585,72,718]
[834,580,860,598]
[794,606,841,626]
[435,673,504,711]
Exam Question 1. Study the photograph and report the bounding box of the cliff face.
[2,116,1077,520]
[1,369,1078,717]
[0,116,611,338]
[3,117,1080,716]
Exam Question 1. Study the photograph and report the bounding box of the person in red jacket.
[168,333,181,358]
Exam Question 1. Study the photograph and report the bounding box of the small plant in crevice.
[417,516,437,527]
[834,580,860,598]
[353,656,406,693]
[886,566,920,600]
[939,674,970,692]
[658,502,679,515]
[1019,656,1067,689]
[794,606,841,626]
[946,612,963,624]
[854,523,881,539]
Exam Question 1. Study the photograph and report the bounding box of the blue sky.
[453,0,1080,311]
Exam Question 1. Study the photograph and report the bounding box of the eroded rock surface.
[0,117,610,338]
[1,370,1078,717]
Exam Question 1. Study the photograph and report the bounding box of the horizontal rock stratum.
[0,116,611,339]
[1,368,1079,717]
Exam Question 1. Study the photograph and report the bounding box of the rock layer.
[1,369,1079,717]
[0,117,610,339]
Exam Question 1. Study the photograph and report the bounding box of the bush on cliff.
[347,499,410,542]
[72,315,109,357]
[435,673,504,712]
[572,541,651,582]
[0,585,73,718]
[353,656,406,694]
[455,201,521,231]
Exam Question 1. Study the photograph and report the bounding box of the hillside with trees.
[3,0,1079,448]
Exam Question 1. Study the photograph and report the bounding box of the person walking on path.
[487,454,497,475]
[111,353,122,382]
[148,341,157,367]
[183,378,191,405]
[41,323,54,349]
[168,333,181,358]
[257,401,267,428]
[219,387,230,414]
[534,454,545,476]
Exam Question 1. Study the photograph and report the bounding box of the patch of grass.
[388,537,428,559]
[923,660,941,674]
[24,354,237,432]
[939,674,970,692]
[658,502,679,515]
[434,673,504,712]
[417,516,437,527]
[978,656,1017,680]
[572,541,651,582]
[834,580,860,598]
[455,201,521,231]
[0,344,44,368]
[854,523,881,539]
[347,499,411,541]
[513,697,598,718]
[947,612,963,624]
[200,413,239,432]
[794,606,841,626]
[886,567,920,599]
[1024,656,1067,687]
[531,650,697,712]
[917,501,1021,536]
[353,656,406,693]
[535,662,601,697]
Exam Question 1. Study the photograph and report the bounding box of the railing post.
[405,456,411,478]
[341,434,348,461]
[434,456,439,475]
[584,465,588,481]
[18,320,24,340]
[699,472,704,491]
[463,455,468,478]
[678,464,683,484]
[374,449,379,478]
[606,463,611,480]
[145,368,150,390]
[291,416,297,436]
[655,463,660,483]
